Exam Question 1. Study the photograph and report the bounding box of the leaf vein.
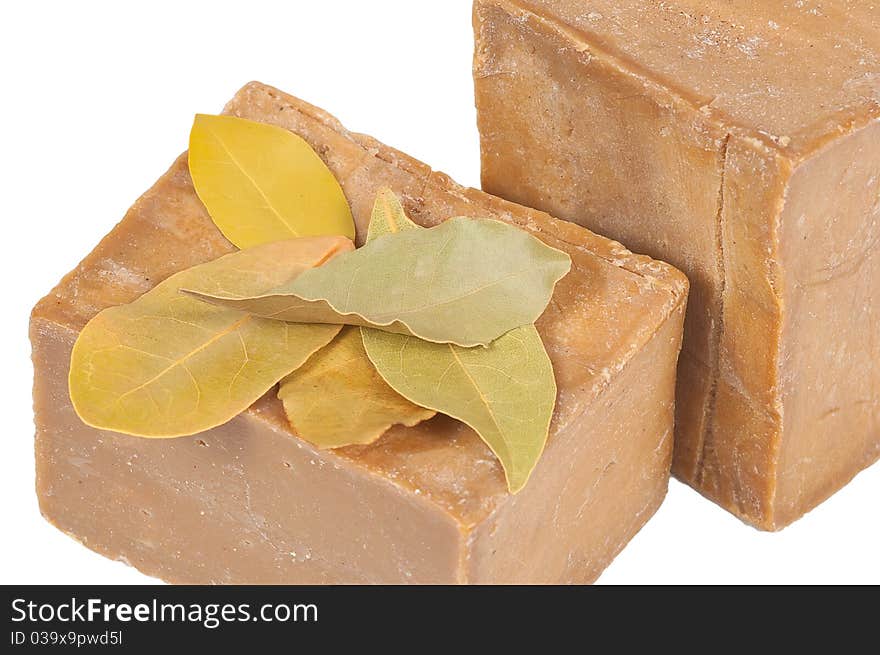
[205,125,299,238]
[113,315,252,404]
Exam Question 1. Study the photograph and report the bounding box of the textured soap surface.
[474,0,880,528]
[31,82,687,584]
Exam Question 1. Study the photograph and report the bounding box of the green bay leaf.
[69,237,352,437]
[362,326,555,493]
[367,187,418,240]
[278,327,435,448]
[359,189,557,492]
[182,214,571,347]
[188,114,355,247]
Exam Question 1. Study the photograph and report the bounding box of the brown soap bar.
[474,0,880,529]
[31,82,687,584]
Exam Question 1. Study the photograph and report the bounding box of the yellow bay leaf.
[278,327,435,448]
[360,190,557,492]
[189,114,355,247]
[69,237,352,437]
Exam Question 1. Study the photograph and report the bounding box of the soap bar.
[474,0,880,529]
[31,82,687,584]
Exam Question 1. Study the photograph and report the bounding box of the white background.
[2,0,877,585]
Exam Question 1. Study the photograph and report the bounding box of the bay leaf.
[366,187,418,240]
[69,236,353,438]
[362,327,555,493]
[360,190,557,493]
[182,213,572,347]
[278,327,435,448]
[188,114,355,247]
